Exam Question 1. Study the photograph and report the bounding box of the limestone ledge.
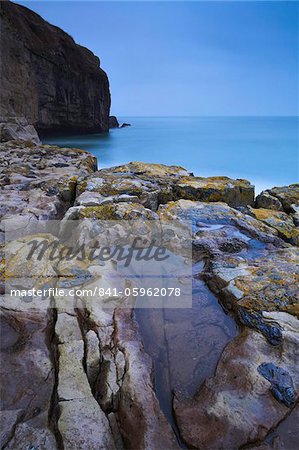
[76,161,255,209]
[0,140,97,221]
[255,184,299,214]
[248,206,299,246]
[1,143,299,450]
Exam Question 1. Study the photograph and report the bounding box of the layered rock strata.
[0,1,110,138]
[1,142,298,449]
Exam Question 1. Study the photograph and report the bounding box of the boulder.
[248,207,299,246]
[0,120,40,144]
[255,191,283,211]
[158,199,283,246]
[174,176,255,207]
[78,203,159,220]
[290,203,299,226]
[256,184,299,213]
[109,116,119,128]
[76,169,173,211]
[209,246,299,317]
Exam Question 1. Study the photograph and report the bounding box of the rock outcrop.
[174,315,298,450]
[0,118,41,144]
[256,184,299,214]
[1,143,298,449]
[0,1,110,138]
[248,206,299,246]
[253,184,299,246]
[0,140,97,221]
[75,162,255,210]
[109,116,120,129]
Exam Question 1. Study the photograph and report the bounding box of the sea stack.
[109,116,120,128]
[0,1,111,139]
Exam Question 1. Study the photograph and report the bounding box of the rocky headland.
[0,139,298,449]
[0,2,298,449]
[0,1,111,142]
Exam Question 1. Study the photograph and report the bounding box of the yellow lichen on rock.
[249,207,299,246]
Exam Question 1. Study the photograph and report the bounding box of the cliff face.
[0,1,111,135]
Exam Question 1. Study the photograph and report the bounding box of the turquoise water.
[44,116,298,193]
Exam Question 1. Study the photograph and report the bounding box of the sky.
[17,1,298,117]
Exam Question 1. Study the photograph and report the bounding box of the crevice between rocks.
[76,305,125,449]
[1,410,26,449]
[46,303,64,450]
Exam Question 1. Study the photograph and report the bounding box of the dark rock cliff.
[0,1,111,136]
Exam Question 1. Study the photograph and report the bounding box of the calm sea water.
[44,116,298,193]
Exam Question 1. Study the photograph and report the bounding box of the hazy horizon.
[17,1,298,117]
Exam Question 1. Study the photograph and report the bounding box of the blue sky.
[17,1,298,116]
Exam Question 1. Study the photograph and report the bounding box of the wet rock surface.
[1,146,298,449]
[0,309,56,448]
[174,312,298,449]
[250,405,299,450]
[135,273,238,431]
[257,362,296,408]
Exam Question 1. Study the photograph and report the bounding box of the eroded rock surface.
[174,313,299,450]
[0,140,97,220]
[248,207,299,246]
[0,309,56,448]
[109,116,120,129]
[76,161,255,212]
[1,148,298,449]
[156,198,298,448]
[255,184,299,214]
[0,1,110,136]
[174,175,254,207]
[0,119,41,145]
[55,310,116,450]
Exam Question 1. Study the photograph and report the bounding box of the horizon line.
[112,114,299,118]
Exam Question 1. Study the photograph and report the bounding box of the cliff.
[0,1,111,137]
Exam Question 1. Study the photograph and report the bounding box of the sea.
[44,116,298,194]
